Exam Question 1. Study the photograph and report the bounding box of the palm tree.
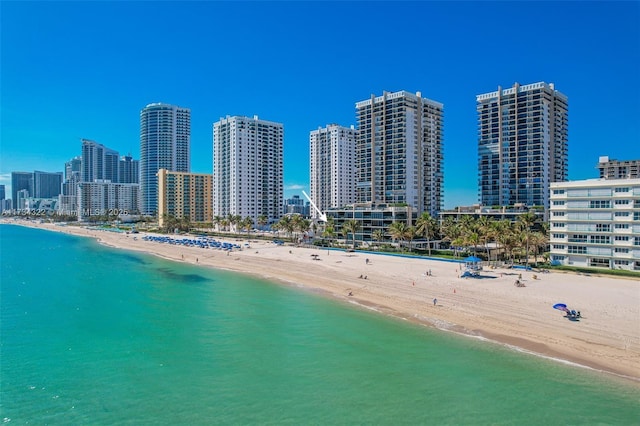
[322,224,336,247]
[476,216,495,261]
[464,229,481,257]
[517,212,538,267]
[277,215,294,240]
[242,216,254,236]
[492,219,511,263]
[405,226,417,253]
[372,229,385,249]
[530,231,547,266]
[292,216,311,243]
[257,214,268,232]
[213,215,222,232]
[389,221,408,251]
[299,218,311,243]
[415,212,438,255]
[227,214,237,233]
[441,217,463,257]
[271,222,280,237]
[290,215,303,242]
[455,216,478,257]
[340,225,349,246]
[496,224,517,264]
[343,219,361,249]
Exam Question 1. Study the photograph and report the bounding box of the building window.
[590,235,611,244]
[589,258,609,267]
[615,236,629,241]
[614,248,629,253]
[552,233,565,239]
[568,245,587,254]
[553,189,565,195]
[614,199,630,205]
[614,187,630,193]
[595,224,610,232]
[552,244,565,250]
[590,200,611,208]
[615,211,630,217]
[614,223,629,229]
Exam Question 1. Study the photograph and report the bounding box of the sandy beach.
[5,219,640,383]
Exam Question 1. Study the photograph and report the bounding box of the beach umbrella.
[464,256,481,262]
[552,303,567,310]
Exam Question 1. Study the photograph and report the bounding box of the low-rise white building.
[549,178,640,271]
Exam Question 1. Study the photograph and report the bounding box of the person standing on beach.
[433,298,437,306]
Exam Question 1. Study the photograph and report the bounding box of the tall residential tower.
[355,91,444,216]
[213,115,283,225]
[309,124,357,218]
[477,82,568,211]
[81,139,119,183]
[140,103,191,215]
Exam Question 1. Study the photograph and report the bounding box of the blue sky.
[1,1,639,209]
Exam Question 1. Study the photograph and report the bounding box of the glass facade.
[477,82,568,212]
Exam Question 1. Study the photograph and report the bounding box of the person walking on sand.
[433,298,437,306]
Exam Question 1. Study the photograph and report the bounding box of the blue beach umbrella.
[553,303,567,310]
[464,256,482,263]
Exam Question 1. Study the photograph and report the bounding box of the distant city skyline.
[2,2,639,209]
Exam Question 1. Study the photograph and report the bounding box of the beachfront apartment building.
[326,203,416,246]
[81,139,120,184]
[140,103,191,216]
[77,181,140,221]
[309,124,357,219]
[355,90,444,217]
[213,115,283,226]
[119,154,140,184]
[597,156,640,180]
[477,82,568,216]
[157,169,213,228]
[548,178,640,271]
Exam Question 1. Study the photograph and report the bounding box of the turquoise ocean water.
[1,224,638,425]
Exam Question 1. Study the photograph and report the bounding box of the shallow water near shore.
[1,224,639,424]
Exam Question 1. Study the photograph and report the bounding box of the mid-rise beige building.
[158,169,212,227]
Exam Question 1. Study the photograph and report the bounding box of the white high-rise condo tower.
[213,115,283,225]
[355,91,444,216]
[309,124,357,218]
[140,103,191,215]
[477,82,568,212]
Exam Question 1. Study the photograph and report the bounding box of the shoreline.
[3,219,639,384]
